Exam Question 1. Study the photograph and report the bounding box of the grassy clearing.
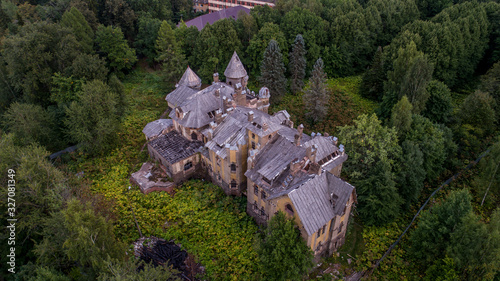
[271,76,378,135]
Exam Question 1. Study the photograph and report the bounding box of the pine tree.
[360,46,385,100]
[257,211,313,281]
[61,7,94,54]
[155,21,186,85]
[259,39,286,104]
[304,58,328,123]
[289,34,306,95]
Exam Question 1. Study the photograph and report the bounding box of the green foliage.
[97,258,180,281]
[235,10,258,49]
[355,222,417,279]
[474,140,500,208]
[16,263,71,281]
[247,22,288,79]
[95,25,137,73]
[424,257,459,281]
[174,22,200,67]
[422,80,453,124]
[68,53,109,81]
[280,7,328,71]
[194,19,242,82]
[356,159,402,226]
[2,102,58,149]
[360,46,385,101]
[134,15,162,63]
[289,34,306,95]
[256,211,313,281]
[410,189,473,264]
[61,7,94,54]
[458,90,496,136]
[396,140,426,209]
[382,40,433,118]
[155,20,186,85]
[405,114,447,181]
[64,80,121,155]
[337,113,401,181]
[415,0,452,18]
[259,39,287,104]
[50,73,85,105]
[1,21,81,106]
[304,58,328,123]
[481,61,500,109]
[127,0,173,21]
[62,199,126,272]
[100,0,136,36]
[390,95,413,137]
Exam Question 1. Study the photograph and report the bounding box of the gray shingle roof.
[165,85,197,107]
[169,82,234,128]
[303,136,338,162]
[148,131,204,164]
[288,172,355,236]
[178,66,201,89]
[224,51,247,79]
[142,119,173,139]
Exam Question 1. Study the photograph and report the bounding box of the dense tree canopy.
[259,39,287,104]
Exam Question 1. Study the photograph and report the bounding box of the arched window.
[285,204,294,216]
[191,132,197,140]
[231,180,237,189]
[230,163,236,172]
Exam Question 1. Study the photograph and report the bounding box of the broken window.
[261,191,267,199]
[260,206,265,217]
[184,161,193,171]
[254,185,259,195]
[230,163,236,172]
[285,204,294,216]
[231,180,237,189]
[191,132,198,140]
[253,202,258,210]
[251,142,256,149]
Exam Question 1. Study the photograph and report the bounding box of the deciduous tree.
[422,80,453,124]
[95,25,137,73]
[61,7,94,54]
[155,20,186,85]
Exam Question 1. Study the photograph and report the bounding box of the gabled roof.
[288,172,355,236]
[303,136,338,162]
[169,82,234,128]
[224,51,247,79]
[142,119,173,139]
[178,66,202,89]
[165,85,198,108]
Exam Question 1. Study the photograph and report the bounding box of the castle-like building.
[141,52,356,258]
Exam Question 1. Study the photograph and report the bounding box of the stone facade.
[143,52,357,258]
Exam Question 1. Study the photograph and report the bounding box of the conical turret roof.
[178,66,202,89]
[224,52,247,79]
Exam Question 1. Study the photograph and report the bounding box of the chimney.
[290,159,302,176]
[225,143,230,157]
[306,144,317,163]
[248,150,257,169]
[294,134,301,146]
[206,128,213,141]
[213,72,219,83]
[311,132,316,138]
[297,124,304,136]
[248,111,254,122]
[262,123,269,131]
[235,83,246,106]
[339,144,345,155]
[215,109,223,124]
[332,136,338,146]
[209,121,217,130]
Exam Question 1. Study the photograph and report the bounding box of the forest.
[0,0,500,280]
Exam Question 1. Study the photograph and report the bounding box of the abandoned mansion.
[138,52,357,258]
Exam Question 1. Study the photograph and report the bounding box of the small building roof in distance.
[178,66,202,89]
[224,51,247,79]
[184,6,250,31]
[142,119,173,139]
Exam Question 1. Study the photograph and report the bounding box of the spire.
[178,66,202,89]
[224,51,247,79]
